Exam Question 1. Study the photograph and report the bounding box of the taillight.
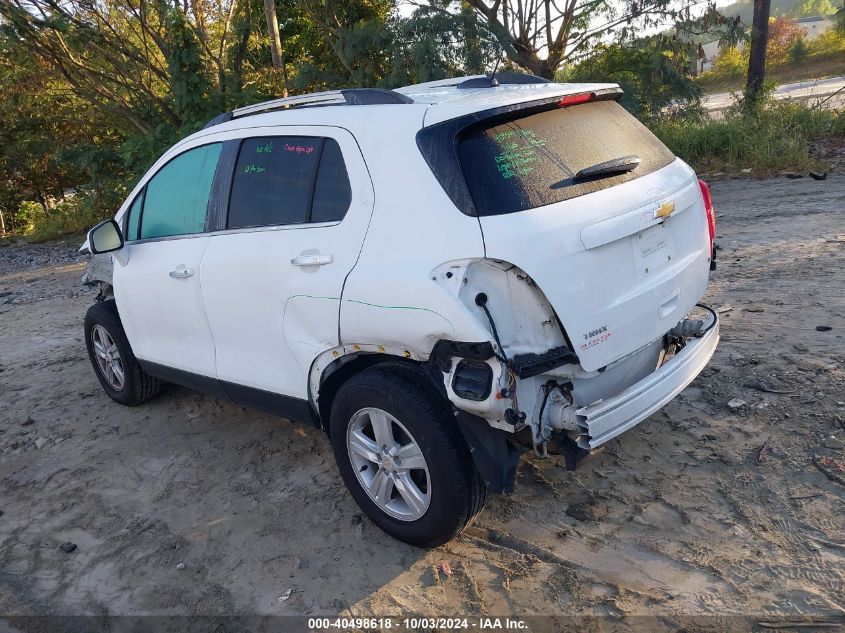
[558,92,593,107]
[698,179,716,254]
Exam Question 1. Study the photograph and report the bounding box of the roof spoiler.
[457,72,550,89]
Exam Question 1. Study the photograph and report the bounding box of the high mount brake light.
[698,179,716,258]
[558,92,593,107]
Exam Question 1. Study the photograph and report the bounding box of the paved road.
[703,75,845,110]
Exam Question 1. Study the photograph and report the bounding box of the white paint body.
[199,126,374,399]
[100,79,718,451]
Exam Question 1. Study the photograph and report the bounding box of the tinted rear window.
[456,101,674,216]
[311,139,352,223]
[228,137,322,229]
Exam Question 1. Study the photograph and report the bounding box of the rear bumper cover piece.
[576,314,720,449]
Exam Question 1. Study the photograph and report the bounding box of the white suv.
[83,74,719,547]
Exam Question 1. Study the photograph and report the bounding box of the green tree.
[789,0,837,18]
[289,0,393,89]
[0,34,92,232]
[567,35,701,120]
[380,2,499,87]
[789,35,809,61]
[458,0,711,79]
[713,45,748,78]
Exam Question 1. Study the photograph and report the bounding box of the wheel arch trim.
[309,345,519,494]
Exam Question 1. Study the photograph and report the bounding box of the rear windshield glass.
[456,101,674,216]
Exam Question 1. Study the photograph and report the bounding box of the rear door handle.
[169,268,195,279]
[290,253,333,267]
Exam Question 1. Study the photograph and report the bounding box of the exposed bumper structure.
[576,315,720,449]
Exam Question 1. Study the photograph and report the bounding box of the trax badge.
[654,200,675,220]
[580,325,611,351]
[584,325,608,340]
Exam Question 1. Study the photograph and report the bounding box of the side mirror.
[88,219,124,254]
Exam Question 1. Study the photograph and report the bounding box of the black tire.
[329,363,487,547]
[84,300,161,406]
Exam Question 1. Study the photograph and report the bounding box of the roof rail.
[232,90,345,118]
[201,88,414,129]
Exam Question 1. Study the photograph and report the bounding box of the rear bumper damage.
[436,307,719,487]
[576,313,719,449]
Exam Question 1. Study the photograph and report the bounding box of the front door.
[113,142,222,378]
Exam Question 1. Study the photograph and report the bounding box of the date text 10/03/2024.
[308,617,528,630]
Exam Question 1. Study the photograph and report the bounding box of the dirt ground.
[1,173,844,630]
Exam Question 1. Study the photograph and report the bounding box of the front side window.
[227,136,352,229]
[124,191,144,241]
[140,143,222,239]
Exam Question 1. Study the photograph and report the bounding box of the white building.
[796,15,835,40]
[697,40,721,75]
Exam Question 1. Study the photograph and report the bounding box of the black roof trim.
[202,111,234,129]
[495,72,551,85]
[340,88,414,105]
[458,76,499,89]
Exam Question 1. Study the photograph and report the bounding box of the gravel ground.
[1,173,844,631]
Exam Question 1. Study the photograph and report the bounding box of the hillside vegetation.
[696,18,845,92]
[716,0,838,23]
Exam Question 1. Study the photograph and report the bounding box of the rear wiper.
[573,155,641,182]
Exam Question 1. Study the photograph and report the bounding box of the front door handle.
[169,267,195,279]
[290,253,333,267]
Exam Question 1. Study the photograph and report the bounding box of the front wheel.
[84,300,160,406]
[329,365,486,547]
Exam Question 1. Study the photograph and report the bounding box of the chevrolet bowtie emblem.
[654,200,675,220]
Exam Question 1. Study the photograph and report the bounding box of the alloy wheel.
[91,324,125,390]
[346,407,431,521]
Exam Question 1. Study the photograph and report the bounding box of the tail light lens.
[558,92,593,107]
[698,179,716,256]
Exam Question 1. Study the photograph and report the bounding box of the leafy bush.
[766,17,806,66]
[789,37,809,63]
[712,45,747,79]
[650,100,843,174]
[808,28,845,57]
[19,191,109,243]
[697,18,844,93]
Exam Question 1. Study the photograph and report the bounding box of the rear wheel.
[84,300,160,406]
[329,365,486,547]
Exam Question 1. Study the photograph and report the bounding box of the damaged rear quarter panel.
[455,259,568,356]
[434,259,578,429]
[337,131,492,356]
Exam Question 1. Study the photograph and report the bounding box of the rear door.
[200,127,373,401]
[113,143,222,377]
[456,100,712,371]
